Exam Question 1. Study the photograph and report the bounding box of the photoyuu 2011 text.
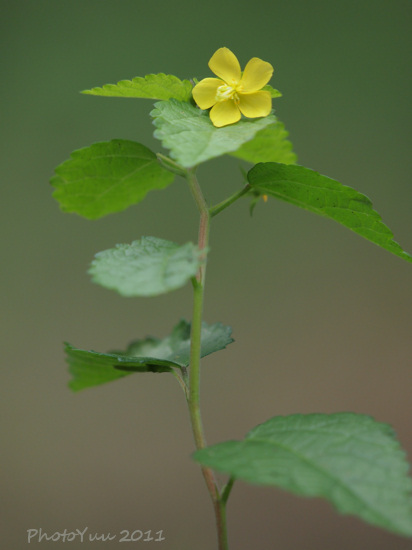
[27,527,166,543]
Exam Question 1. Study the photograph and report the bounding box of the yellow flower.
[192,47,274,128]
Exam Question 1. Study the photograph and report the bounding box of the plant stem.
[221,477,235,505]
[209,183,251,218]
[186,168,229,550]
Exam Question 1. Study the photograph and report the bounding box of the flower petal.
[208,47,241,86]
[209,101,241,127]
[192,78,224,109]
[237,91,272,118]
[239,57,274,92]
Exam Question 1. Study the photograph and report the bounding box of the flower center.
[216,84,240,104]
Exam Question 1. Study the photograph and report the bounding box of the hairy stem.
[186,169,229,550]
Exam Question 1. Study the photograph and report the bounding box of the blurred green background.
[2,1,411,548]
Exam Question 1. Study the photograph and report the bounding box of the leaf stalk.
[209,184,251,217]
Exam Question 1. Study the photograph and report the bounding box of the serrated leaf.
[151,99,277,168]
[248,162,412,263]
[66,320,234,391]
[82,73,193,102]
[89,236,205,297]
[51,140,174,219]
[194,413,412,537]
[230,121,297,164]
[65,343,172,392]
[122,319,234,370]
[262,84,283,98]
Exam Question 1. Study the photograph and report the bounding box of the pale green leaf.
[194,413,412,537]
[248,162,412,263]
[66,320,234,391]
[230,121,297,164]
[51,140,174,219]
[122,320,234,370]
[82,73,193,102]
[262,84,283,98]
[89,236,205,297]
[151,99,277,168]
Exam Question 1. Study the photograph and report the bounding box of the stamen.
[216,84,237,102]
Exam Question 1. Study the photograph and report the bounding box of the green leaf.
[194,413,412,537]
[65,343,172,392]
[82,73,193,102]
[89,236,205,297]
[248,163,412,263]
[121,319,234,370]
[51,140,174,220]
[230,121,297,164]
[151,99,277,168]
[66,320,234,391]
[262,84,283,98]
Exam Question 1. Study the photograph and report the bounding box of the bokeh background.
[2,1,411,548]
